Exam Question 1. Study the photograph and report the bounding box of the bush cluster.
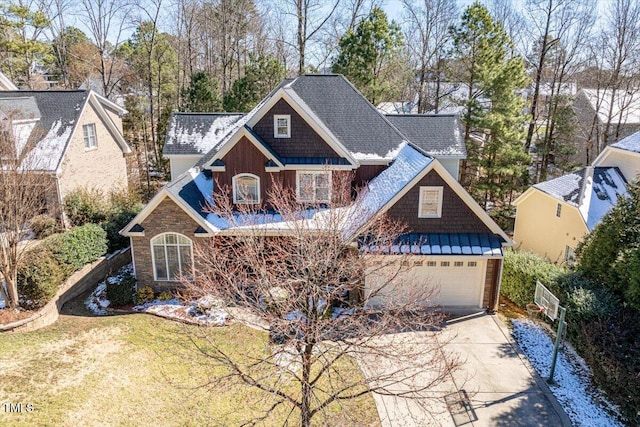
[17,249,64,309]
[106,272,136,307]
[30,214,57,239]
[45,224,108,275]
[64,188,143,253]
[18,224,108,309]
[135,285,154,304]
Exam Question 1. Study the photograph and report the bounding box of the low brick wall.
[0,248,132,333]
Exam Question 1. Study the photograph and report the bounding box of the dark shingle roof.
[0,90,89,171]
[164,112,245,155]
[534,168,587,205]
[0,96,41,120]
[384,114,466,157]
[288,75,407,157]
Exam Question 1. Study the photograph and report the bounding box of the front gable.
[252,98,344,159]
[387,169,493,234]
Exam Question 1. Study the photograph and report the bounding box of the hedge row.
[17,224,108,309]
[501,249,637,424]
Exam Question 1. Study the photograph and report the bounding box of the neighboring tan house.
[513,132,639,265]
[0,90,131,221]
[573,88,640,166]
[123,74,510,311]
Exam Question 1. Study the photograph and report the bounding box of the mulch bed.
[0,308,34,325]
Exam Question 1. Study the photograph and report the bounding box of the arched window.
[151,233,193,281]
[233,173,260,204]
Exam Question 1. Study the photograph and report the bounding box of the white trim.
[418,186,443,218]
[0,71,18,90]
[348,159,512,245]
[87,92,131,154]
[150,232,194,281]
[164,154,203,158]
[91,91,127,115]
[232,173,261,204]
[273,114,291,138]
[283,164,355,171]
[296,170,331,203]
[245,88,358,166]
[593,145,640,166]
[210,165,226,172]
[265,166,281,173]
[130,238,137,277]
[206,127,284,170]
[120,189,215,237]
[357,159,392,166]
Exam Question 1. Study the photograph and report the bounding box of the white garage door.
[365,257,486,308]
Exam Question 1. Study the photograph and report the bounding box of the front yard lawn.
[0,312,379,426]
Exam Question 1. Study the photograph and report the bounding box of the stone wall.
[0,248,131,333]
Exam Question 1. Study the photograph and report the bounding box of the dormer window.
[83,123,97,149]
[274,114,290,138]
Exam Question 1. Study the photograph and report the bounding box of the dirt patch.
[0,308,34,324]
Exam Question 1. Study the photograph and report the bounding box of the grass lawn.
[0,308,379,426]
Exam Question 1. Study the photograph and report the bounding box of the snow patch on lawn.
[85,264,228,326]
[512,319,623,427]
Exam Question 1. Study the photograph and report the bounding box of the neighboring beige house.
[573,88,640,165]
[0,90,131,222]
[513,132,639,264]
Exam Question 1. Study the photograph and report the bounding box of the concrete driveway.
[362,312,572,427]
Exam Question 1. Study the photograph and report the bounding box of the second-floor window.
[297,171,330,203]
[233,173,260,204]
[83,123,97,149]
[556,203,562,217]
[274,114,290,138]
[418,186,443,218]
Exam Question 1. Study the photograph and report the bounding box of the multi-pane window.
[297,171,330,203]
[556,203,562,217]
[565,246,576,266]
[418,186,443,218]
[83,123,97,149]
[151,233,193,281]
[273,114,291,138]
[233,174,260,204]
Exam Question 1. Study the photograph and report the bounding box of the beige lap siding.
[132,196,208,292]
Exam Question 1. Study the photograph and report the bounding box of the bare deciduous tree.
[0,119,52,309]
[180,173,458,426]
[402,0,458,113]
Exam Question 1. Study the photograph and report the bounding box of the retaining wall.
[0,247,131,333]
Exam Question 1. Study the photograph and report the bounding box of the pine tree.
[182,71,220,112]
[450,2,530,210]
[223,54,285,113]
[331,7,403,105]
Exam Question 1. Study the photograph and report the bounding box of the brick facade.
[132,196,210,291]
[252,98,342,159]
[387,170,492,234]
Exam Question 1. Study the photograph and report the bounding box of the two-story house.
[122,75,511,311]
[0,90,131,222]
[513,131,639,265]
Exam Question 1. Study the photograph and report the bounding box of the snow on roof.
[580,88,640,125]
[164,113,244,156]
[610,130,640,153]
[534,167,628,231]
[351,141,408,161]
[385,114,467,158]
[20,120,73,171]
[344,143,433,239]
